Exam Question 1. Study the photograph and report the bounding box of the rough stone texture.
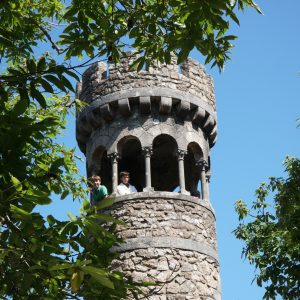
[106,198,217,250]
[86,111,209,168]
[80,54,216,110]
[101,194,221,299]
[111,248,221,300]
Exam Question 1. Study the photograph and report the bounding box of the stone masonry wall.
[111,248,220,300]
[109,198,217,250]
[79,53,216,111]
[104,193,221,300]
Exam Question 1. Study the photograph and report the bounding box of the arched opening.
[152,134,178,191]
[185,142,204,197]
[91,146,112,193]
[117,136,144,191]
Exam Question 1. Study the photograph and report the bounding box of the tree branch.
[39,25,63,54]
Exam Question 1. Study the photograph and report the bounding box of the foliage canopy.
[234,157,300,300]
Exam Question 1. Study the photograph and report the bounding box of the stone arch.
[151,134,179,191]
[185,142,204,197]
[90,145,106,175]
[106,130,142,155]
[188,142,204,161]
[117,136,144,191]
[86,134,111,164]
[117,135,141,154]
[185,131,208,161]
[157,124,187,150]
[90,145,112,192]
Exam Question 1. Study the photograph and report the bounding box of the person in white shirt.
[117,171,137,195]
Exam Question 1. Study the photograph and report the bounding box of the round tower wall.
[80,54,216,111]
[106,193,221,300]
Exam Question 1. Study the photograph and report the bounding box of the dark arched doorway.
[117,136,144,191]
[185,142,204,197]
[152,134,178,191]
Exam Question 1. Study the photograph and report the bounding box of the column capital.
[206,170,211,182]
[107,152,120,162]
[176,149,187,160]
[142,146,153,157]
[196,158,208,170]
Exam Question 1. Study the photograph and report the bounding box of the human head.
[120,171,130,185]
[90,175,101,188]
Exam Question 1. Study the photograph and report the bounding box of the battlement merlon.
[78,53,216,111]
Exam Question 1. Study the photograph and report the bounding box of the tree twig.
[39,24,63,54]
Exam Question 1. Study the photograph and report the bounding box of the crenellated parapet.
[79,52,216,109]
[76,53,218,154]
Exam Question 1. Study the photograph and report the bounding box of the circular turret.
[76,52,221,299]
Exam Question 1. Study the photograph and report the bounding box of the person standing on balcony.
[117,171,137,195]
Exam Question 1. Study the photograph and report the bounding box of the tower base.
[106,192,221,300]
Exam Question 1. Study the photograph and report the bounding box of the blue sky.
[208,1,300,299]
[37,1,299,299]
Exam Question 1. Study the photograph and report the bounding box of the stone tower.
[76,53,221,300]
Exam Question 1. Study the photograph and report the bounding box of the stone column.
[108,152,120,194]
[142,147,154,192]
[177,149,189,195]
[198,159,209,201]
[206,170,211,201]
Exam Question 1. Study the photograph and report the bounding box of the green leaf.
[64,69,80,81]
[71,269,84,293]
[177,48,189,64]
[10,174,22,191]
[47,215,56,225]
[44,75,67,92]
[14,88,30,115]
[24,194,52,205]
[37,57,47,72]
[0,85,8,103]
[40,78,54,93]
[235,199,249,220]
[58,221,74,236]
[129,57,144,71]
[82,198,90,211]
[75,259,92,267]
[67,212,77,221]
[60,75,75,92]
[63,6,78,19]
[94,197,114,210]
[30,84,47,108]
[10,204,32,221]
[89,213,125,225]
[26,59,37,73]
[0,35,14,47]
[49,263,74,271]
[222,35,237,41]
[140,281,157,287]
[164,51,171,64]
[13,98,28,116]
[61,190,69,200]
[228,11,240,26]
[82,266,114,289]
